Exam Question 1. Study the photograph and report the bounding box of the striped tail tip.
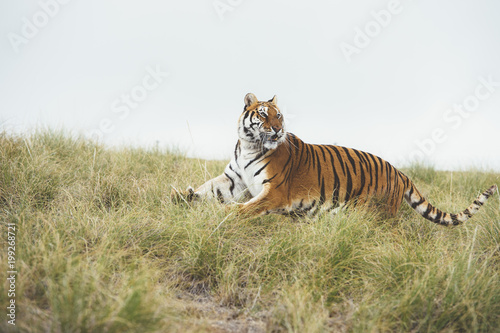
[487,184,498,195]
[453,184,497,225]
[405,184,497,226]
[478,184,496,201]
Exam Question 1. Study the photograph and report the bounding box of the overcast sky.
[1,0,499,171]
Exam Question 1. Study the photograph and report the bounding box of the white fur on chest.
[234,151,268,197]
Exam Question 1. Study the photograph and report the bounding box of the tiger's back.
[253,133,408,217]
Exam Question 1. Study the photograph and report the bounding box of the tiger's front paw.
[223,202,242,215]
[171,186,196,205]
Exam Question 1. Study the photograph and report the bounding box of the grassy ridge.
[0,131,499,332]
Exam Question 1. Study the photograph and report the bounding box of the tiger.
[171,93,497,225]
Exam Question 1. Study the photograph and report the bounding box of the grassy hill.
[1,131,499,332]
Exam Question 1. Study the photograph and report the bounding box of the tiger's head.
[238,93,286,150]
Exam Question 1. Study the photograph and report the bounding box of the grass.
[0,130,499,332]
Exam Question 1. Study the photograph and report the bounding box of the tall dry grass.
[0,130,499,332]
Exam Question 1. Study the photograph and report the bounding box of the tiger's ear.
[244,93,259,107]
[268,95,278,105]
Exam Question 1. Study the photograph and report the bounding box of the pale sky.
[1,0,499,171]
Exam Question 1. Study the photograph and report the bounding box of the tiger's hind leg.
[361,193,402,219]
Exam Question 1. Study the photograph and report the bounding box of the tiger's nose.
[272,126,282,134]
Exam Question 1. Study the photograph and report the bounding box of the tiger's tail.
[404,183,497,226]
